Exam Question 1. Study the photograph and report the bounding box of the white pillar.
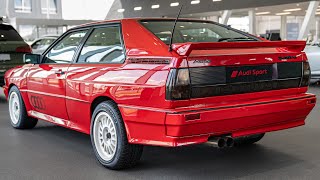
[298,1,319,40]
[281,16,287,40]
[206,16,219,22]
[248,10,256,35]
[221,10,232,25]
[316,18,319,42]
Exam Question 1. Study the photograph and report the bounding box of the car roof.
[72,18,215,30]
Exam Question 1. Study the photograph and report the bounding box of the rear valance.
[172,41,306,56]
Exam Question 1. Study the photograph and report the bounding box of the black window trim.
[40,27,91,64]
[73,23,126,65]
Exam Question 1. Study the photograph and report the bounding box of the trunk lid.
[171,41,307,100]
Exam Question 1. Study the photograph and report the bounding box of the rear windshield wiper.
[218,37,256,42]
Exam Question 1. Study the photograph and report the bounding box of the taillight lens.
[16,45,32,53]
[301,62,310,87]
[166,68,191,100]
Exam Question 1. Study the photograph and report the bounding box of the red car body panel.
[3,19,316,147]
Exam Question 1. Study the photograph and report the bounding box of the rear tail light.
[166,68,191,100]
[16,45,32,53]
[300,62,310,87]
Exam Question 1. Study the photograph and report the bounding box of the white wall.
[62,0,115,20]
[256,16,281,35]
[256,16,319,41]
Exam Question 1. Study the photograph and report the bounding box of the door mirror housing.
[24,54,41,64]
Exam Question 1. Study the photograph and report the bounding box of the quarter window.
[14,0,32,13]
[43,30,87,64]
[78,26,125,64]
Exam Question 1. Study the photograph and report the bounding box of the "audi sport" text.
[231,69,268,78]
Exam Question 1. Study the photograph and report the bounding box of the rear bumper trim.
[119,94,315,114]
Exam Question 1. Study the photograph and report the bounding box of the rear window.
[140,20,258,44]
[0,24,24,41]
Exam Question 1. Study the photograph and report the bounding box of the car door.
[26,30,88,122]
[65,25,126,132]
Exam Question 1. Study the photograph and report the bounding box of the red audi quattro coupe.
[2,18,316,169]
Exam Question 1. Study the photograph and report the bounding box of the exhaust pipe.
[224,136,234,147]
[207,137,226,148]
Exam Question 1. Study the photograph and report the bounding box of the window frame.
[41,0,58,14]
[74,23,126,65]
[14,0,32,13]
[41,27,91,64]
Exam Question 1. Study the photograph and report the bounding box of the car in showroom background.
[2,18,316,170]
[0,22,32,86]
[30,35,59,55]
[304,43,320,84]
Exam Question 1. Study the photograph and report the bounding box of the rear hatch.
[174,41,307,99]
[0,24,31,77]
[140,19,309,106]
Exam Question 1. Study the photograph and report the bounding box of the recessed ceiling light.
[284,8,301,12]
[117,9,125,13]
[256,12,270,15]
[212,0,222,2]
[134,6,142,11]
[191,0,200,4]
[276,12,291,15]
[151,4,160,9]
[170,2,179,7]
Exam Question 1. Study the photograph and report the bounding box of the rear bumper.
[120,94,316,147]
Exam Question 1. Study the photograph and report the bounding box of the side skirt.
[28,110,87,134]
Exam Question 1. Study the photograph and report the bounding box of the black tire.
[234,133,265,147]
[8,86,38,129]
[90,100,143,170]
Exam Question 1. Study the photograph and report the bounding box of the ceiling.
[106,0,313,19]
[189,1,320,18]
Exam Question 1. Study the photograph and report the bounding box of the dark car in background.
[0,22,32,86]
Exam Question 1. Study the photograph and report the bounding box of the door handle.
[55,69,65,75]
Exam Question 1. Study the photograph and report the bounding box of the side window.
[43,30,87,64]
[77,26,125,63]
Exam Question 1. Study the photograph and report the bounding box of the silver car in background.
[31,35,59,54]
[304,44,320,84]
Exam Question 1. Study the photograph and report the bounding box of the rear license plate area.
[0,54,11,61]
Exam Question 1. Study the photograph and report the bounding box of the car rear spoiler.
[172,41,306,56]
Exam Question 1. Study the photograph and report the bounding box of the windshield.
[140,20,258,44]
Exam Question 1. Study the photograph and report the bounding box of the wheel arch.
[7,83,33,112]
[90,95,132,141]
[90,96,117,117]
[8,83,16,91]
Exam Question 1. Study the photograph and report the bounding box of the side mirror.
[24,54,41,64]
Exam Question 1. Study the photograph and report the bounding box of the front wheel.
[8,86,38,129]
[91,101,143,170]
